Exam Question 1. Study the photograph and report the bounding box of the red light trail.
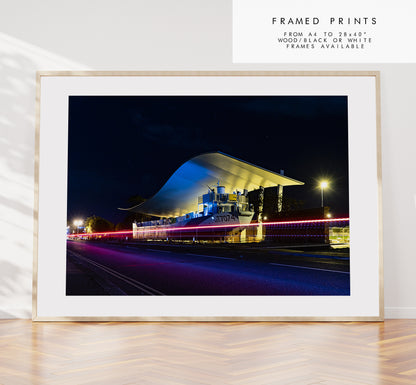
[67,217,349,238]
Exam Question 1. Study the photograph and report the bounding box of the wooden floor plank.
[1,320,416,384]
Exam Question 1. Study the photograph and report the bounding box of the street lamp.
[73,219,83,234]
[320,181,328,207]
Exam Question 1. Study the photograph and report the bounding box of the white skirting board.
[384,308,416,319]
[1,308,416,320]
[0,308,31,320]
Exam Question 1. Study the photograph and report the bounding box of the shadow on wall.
[0,260,31,319]
[0,32,88,319]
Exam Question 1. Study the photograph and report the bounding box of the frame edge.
[374,72,384,321]
[32,71,384,322]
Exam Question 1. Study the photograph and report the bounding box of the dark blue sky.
[67,96,349,224]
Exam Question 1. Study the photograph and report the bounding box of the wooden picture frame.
[33,71,383,321]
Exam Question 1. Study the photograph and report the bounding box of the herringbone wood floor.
[0,320,416,385]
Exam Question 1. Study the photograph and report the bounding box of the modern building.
[121,152,304,242]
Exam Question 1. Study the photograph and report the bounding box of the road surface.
[66,240,350,296]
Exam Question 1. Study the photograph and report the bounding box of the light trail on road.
[68,217,349,238]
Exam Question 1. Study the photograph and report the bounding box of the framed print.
[33,71,383,321]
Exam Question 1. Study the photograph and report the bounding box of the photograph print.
[66,94,350,296]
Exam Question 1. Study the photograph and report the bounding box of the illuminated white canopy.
[121,152,303,217]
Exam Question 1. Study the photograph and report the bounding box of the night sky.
[67,96,349,224]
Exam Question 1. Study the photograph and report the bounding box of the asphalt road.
[66,240,350,296]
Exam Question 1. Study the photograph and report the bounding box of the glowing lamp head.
[320,181,328,189]
[73,219,83,227]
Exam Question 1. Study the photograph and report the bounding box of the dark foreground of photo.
[66,240,350,296]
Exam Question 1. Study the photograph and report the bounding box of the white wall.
[0,0,415,318]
